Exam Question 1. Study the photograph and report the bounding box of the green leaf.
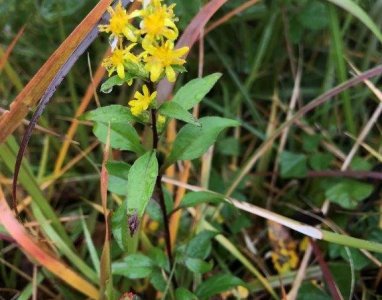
[93,122,145,154]
[172,73,222,110]
[186,230,216,259]
[112,254,153,279]
[180,191,225,208]
[280,151,308,178]
[298,2,329,30]
[83,105,135,124]
[148,247,169,271]
[126,151,158,218]
[165,117,240,166]
[325,179,373,209]
[106,161,130,195]
[158,101,200,126]
[111,152,158,251]
[339,248,370,271]
[175,288,198,300]
[100,76,126,94]
[309,153,333,171]
[329,262,353,300]
[111,203,129,251]
[150,270,167,292]
[185,257,213,274]
[302,134,321,152]
[195,274,244,299]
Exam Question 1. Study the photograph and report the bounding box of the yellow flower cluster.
[99,0,189,116]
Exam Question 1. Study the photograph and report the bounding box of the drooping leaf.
[158,101,200,126]
[185,257,213,274]
[83,105,135,123]
[195,274,244,299]
[165,117,240,166]
[106,161,130,195]
[172,73,222,110]
[93,122,145,154]
[100,76,126,94]
[180,191,225,208]
[280,151,308,178]
[112,254,154,279]
[325,179,373,209]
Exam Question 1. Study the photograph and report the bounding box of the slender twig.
[151,108,177,288]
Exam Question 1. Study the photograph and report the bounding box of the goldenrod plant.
[85,0,239,298]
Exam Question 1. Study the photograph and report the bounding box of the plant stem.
[151,108,177,288]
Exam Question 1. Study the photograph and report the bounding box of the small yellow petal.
[165,66,176,82]
[117,64,125,79]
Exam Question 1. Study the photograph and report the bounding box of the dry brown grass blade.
[53,53,108,174]
[0,0,114,143]
[205,0,261,34]
[225,64,382,197]
[100,125,111,300]
[0,25,25,71]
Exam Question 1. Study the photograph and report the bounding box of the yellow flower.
[143,40,188,82]
[132,0,178,45]
[128,85,157,116]
[271,248,299,274]
[102,44,139,79]
[99,1,137,42]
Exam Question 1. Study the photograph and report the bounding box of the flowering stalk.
[99,0,188,288]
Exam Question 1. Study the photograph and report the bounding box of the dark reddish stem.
[151,108,177,288]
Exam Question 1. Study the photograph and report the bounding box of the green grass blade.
[328,4,356,134]
[325,0,382,43]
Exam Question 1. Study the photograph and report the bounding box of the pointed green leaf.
[165,117,240,166]
[83,105,135,124]
[172,73,222,110]
[93,122,145,154]
[158,101,200,126]
[111,152,158,251]
[126,151,158,218]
